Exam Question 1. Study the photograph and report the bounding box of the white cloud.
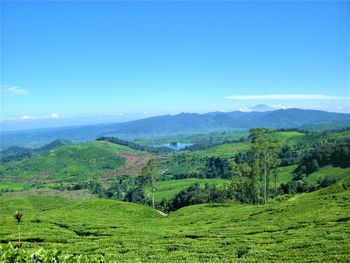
[225,94,347,100]
[19,113,62,121]
[238,107,252,112]
[269,104,289,109]
[50,113,60,119]
[20,115,39,120]
[2,86,29,95]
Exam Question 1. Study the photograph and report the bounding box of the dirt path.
[156,210,168,217]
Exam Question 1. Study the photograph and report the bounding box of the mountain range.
[1,108,349,149]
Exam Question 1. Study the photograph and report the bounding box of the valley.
[0,127,349,262]
[2,1,349,261]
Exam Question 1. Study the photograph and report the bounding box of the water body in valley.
[156,142,193,151]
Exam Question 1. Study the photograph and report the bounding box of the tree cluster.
[293,140,350,180]
[159,183,229,211]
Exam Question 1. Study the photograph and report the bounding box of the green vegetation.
[294,140,350,179]
[0,244,104,262]
[0,179,349,262]
[133,131,248,146]
[0,139,72,164]
[305,166,350,185]
[0,141,146,190]
[97,136,172,153]
[0,128,349,261]
[141,158,159,208]
[191,141,250,158]
[273,165,296,186]
[145,178,230,202]
[2,129,348,206]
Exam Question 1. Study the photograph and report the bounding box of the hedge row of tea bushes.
[0,244,104,263]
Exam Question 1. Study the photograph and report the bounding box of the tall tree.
[250,128,281,203]
[141,158,159,208]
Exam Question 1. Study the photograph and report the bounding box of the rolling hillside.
[1,129,348,200]
[145,178,231,202]
[1,179,349,262]
[0,128,349,262]
[0,141,150,191]
[144,164,347,203]
[178,129,350,159]
[304,166,350,185]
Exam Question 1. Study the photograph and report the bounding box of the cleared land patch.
[102,152,153,178]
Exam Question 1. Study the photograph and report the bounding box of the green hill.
[184,129,350,159]
[265,130,350,147]
[192,141,250,158]
[145,178,231,202]
[0,179,349,262]
[144,164,348,203]
[304,166,350,185]
[0,141,148,191]
[161,129,349,178]
[272,164,350,188]
[273,165,296,186]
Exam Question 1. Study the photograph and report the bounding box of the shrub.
[0,244,105,263]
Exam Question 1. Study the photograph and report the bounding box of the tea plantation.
[1,178,349,262]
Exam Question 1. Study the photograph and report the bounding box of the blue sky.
[1,0,349,129]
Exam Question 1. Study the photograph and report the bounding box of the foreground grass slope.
[1,179,349,262]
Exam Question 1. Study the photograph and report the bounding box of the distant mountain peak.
[239,104,277,112]
[249,104,277,112]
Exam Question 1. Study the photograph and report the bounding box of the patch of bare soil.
[101,152,153,179]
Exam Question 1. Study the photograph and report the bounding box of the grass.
[305,166,350,185]
[145,178,231,202]
[271,165,350,188]
[271,130,350,147]
[0,182,28,192]
[273,165,296,187]
[0,179,349,262]
[191,142,250,158]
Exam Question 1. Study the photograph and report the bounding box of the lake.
[156,142,193,151]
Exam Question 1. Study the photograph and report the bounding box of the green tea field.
[1,178,349,262]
